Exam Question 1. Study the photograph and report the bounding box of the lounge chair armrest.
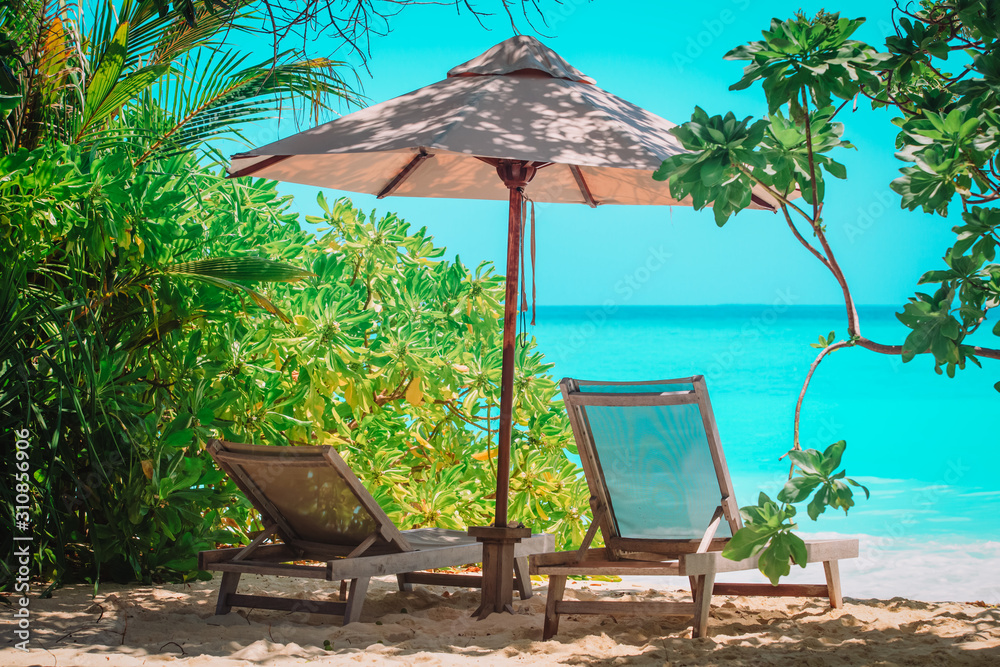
[529,548,608,569]
[681,538,859,576]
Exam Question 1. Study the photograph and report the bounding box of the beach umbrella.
[227,35,780,617]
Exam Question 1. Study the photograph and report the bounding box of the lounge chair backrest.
[561,376,742,556]
[207,439,411,553]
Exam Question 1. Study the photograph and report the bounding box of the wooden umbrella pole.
[495,183,521,527]
[469,159,536,619]
[494,159,537,526]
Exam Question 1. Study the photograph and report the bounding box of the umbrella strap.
[519,192,527,317]
[517,191,537,335]
[530,196,536,326]
[518,190,528,347]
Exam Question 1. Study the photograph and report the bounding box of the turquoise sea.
[529,305,1000,603]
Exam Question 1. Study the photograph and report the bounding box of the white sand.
[3,575,999,665]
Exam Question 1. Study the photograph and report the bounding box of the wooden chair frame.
[200,439,554,624]
[531,376,858,639]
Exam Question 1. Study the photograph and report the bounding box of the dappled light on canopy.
[229,36,781,209]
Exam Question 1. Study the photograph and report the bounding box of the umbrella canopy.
[228,35,778,618]
[229,36,779,210]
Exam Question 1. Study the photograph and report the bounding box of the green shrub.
[1,142,587,587]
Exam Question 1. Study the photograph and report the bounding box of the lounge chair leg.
[396,573,413,592]
[215,572,241,615]
[514,556,532,600]
[688,576,700,599]
[692,571,715,638]
[339,579,348,601]
[342,577,370,625]
[824,560,843,609]
[542,575,567,640]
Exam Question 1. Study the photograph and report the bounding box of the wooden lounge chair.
[530,376,858,639]
[199,439,555,623]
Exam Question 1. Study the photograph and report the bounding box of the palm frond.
[80,20,130,127]
[162,271,293,322]
[1,0,84,149]
[131,0,253,69]
[162,257,315,282]
[160,257,318,323]
[136,50,358,164]
[71,0,253,147]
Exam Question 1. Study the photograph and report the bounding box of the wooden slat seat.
[200,439,554,624]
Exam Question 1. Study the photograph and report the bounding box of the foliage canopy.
[0,0,586,587]
[656,3,1000,580]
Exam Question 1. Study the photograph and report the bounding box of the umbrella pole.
[494,180,521,528]
[470,160,536,619]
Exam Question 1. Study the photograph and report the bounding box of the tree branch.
[734,163,814,224]
[251,1,553,69]
[856,336,1000,360]
[793,340,854,452]
[811,219,861,337]
[801,87,821,224]
[780,205,830,269]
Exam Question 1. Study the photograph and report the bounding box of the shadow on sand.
[5,577,1000,666]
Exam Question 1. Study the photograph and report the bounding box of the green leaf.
[700,159,727,185]
[846,478,871,500]
[0,94,22,116]
[83,21,130,124]
[820,440,846,475]
[184,330,202,369]
[787,449,823,475]
[824,160,847,179]
[158,457,202,498]
[721,524,778,561]
[786,532,808,567]
[161,428,194,449]
[777,475,823,503]
[919,270,957,284]
[758,532,793,584]
[807,485,829,521]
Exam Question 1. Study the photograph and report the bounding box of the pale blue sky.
[240,0,955,307]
